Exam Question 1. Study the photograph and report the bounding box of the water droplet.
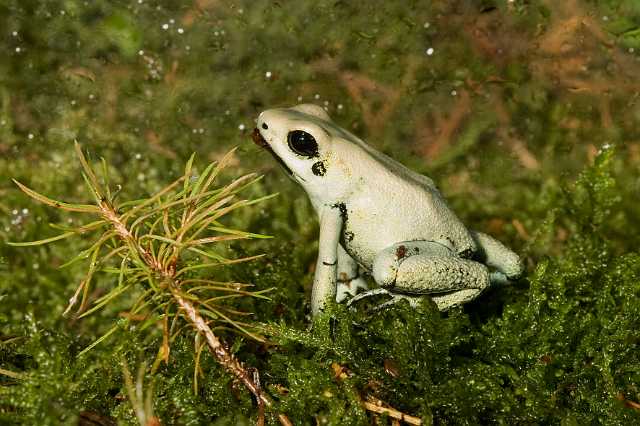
[265,71,272,79]
[162,23,169,30]
[238,124,246,131]
[15,47,21,53]
[451,90,458,96]
[27,133,34,140]
[138,50,144,55]
[177,27,184,34]
[11,31,18,37]
[337,104,343,110]
[426,47,434,56]
[423,22,430,28]
[314,94,320,99]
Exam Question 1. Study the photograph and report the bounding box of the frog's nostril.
[251,128,269,148]
[261,123,268,130]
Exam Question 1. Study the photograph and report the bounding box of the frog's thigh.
[336,244,368,303]
[372,241,490,295]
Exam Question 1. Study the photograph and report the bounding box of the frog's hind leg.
[364,241,491,311]
[470,231,524,285]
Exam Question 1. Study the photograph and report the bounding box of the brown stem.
[100,202,292,426]
[171,290,270,406]
[363,396,422,425]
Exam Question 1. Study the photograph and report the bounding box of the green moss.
[2,0,640,424]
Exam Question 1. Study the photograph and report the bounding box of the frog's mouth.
[251,128,295,177]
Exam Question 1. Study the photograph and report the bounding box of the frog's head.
[252,104,337,187]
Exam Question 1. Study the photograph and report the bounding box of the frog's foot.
[345,288,391,308]
[471,231,524,281]
[347,287,485,312]
[346,288,425,311]
[431,289,483,310]
[336,276,369,303]
[371,293,423,311]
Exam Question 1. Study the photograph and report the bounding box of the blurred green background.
[1,0,640,424]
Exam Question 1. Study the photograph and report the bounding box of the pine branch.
[10,143,291,425]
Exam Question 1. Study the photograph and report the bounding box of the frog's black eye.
[287,130,318,158]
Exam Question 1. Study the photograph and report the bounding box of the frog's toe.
[431,288,483,310]
[347,290,425,312]
[489,271,511,286]
[345,288,391,309]
[370,294,423,312]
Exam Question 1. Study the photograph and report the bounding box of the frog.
[251,104,524,317]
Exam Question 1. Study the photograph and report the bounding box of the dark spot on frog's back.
[344,231,354,242]
[396,245,407,259]
[311,161,326,176]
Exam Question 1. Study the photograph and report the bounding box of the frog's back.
[332,133,476,268]
[333,126,438,190]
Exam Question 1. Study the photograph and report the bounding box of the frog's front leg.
[369,241,490,311]
[335,244,369,303]
[311,206,343,317]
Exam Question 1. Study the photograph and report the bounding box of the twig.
[363,396,422,425]
[0,367,24,380]
[617,393,640,411]
[252,369,265,426]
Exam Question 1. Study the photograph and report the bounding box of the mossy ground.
[1,0,640,424]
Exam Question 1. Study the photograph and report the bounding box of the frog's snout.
[251,128,269,148]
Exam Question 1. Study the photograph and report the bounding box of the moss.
[2,0,640,424]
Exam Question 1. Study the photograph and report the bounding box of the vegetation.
[1,0,639,424]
